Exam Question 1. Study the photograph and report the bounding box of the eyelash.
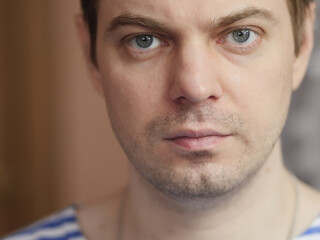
[122,26,262,58]
[216,27,262,54]
[122,33,170,58]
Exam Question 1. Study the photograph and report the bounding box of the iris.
[136,35,154,48]
[232,29,250,43]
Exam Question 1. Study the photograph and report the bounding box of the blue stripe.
[14,216,78,235]
[300,226,320,236]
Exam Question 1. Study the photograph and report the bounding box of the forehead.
[98,0,290,28]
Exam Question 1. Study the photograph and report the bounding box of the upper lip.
[163,129,230,140]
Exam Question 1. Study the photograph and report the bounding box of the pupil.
[233,29,250,43]
[136,35,153,48]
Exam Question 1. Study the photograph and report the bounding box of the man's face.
[92,0,304,199]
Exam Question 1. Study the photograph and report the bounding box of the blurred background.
[0,0,319,236]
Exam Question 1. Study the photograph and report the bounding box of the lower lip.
[166,135,228,150]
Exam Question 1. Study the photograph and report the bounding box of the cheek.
[99,56,168,133]
[228,58,293,137]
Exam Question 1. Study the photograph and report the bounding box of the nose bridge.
[179,39,207,79]
[169,37,223,103]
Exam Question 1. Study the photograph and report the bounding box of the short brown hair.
[80,0,314,62]
[287,0,314,54]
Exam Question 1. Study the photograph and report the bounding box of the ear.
[292,2,317,91]
[75,14,105,97]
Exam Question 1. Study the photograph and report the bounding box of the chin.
[131,152,266,201]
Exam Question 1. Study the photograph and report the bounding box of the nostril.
[174,95,219,107]
[169,80,223,104]
[174,96,189,105]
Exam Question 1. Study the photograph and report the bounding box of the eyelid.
[217,25,263,40]
[127,35,160,51]
[216,26,263,54]
[121,32,169,45]
[122,32,171,60]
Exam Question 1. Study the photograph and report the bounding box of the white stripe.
[69,237,86,240]
[4,223,80,240]
[293,232,320,240]
[309,218,320,228]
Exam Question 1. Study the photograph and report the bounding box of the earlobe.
[75,14,105,97]
[292,2,316,91]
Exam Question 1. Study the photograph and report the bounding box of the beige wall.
[1,0,54,233]
[0,0,127,234]
[49,0,128,207]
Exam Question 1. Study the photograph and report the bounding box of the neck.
[123,141,296,240]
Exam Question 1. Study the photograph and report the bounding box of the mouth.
[163,129,231,151]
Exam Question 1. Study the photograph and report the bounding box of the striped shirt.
[2,206,320,240]
[293,217,320,240]
[1,206,85,240]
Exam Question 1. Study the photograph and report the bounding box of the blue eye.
[136,35,153,48]
[232,29,250,43]
[129,35,161,50]
[226,29,258,45]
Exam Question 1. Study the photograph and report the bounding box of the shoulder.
[1,206,86,240]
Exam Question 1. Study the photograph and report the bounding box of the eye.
[226,29,258,45]
[217,27,262,54]
[129,34,161,50]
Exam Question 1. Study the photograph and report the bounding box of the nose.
[169,40,223,104]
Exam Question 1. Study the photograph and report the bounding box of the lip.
[163,129,230,150]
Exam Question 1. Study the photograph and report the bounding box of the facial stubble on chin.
[114,105,275,200]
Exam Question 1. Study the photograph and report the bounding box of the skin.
[76,0,319,239]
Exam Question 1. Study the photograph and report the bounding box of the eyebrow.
[212,7,279,28]
[106,7,279,34]
[107,13,172,33]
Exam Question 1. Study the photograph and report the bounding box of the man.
[2,0,319,239]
